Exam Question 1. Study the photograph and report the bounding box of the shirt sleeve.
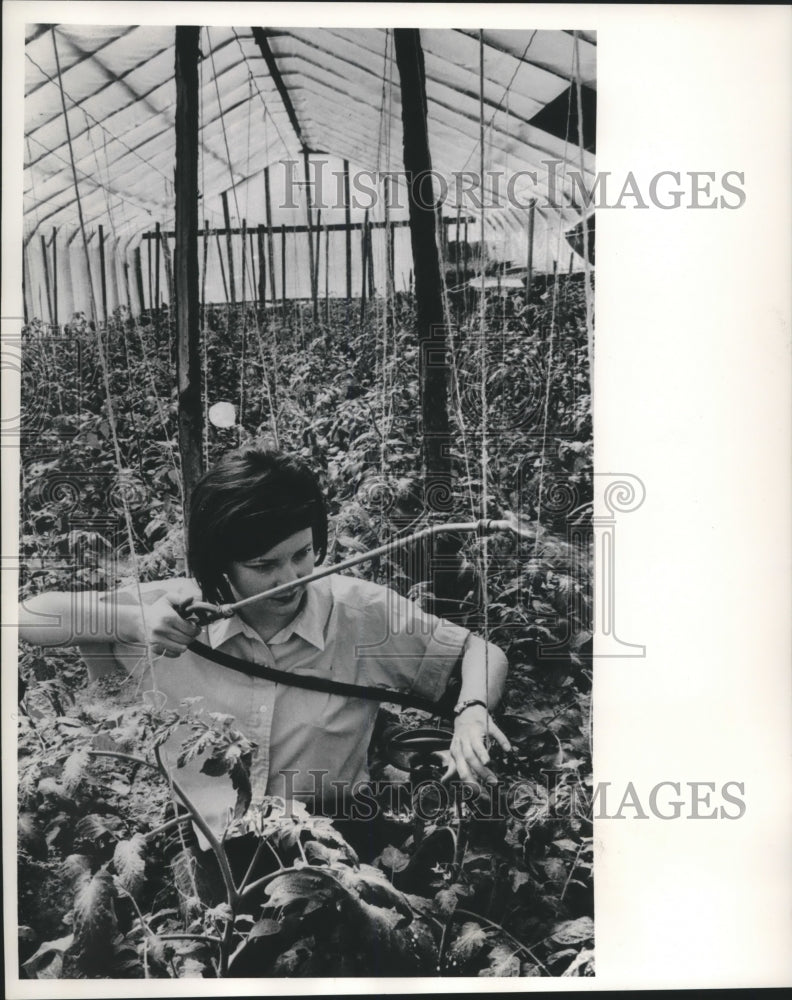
[87,578,201,678]
[343,582,470,703]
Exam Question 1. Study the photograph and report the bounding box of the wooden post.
[394,28,451,485]
[155,221,161,317]
[122,252,132,314]
[257,224,267,309]
[249,229,257,306]
[367,214,375,297]
[134,246,145,317]
[147,234,153,315]
[239,219,248,436]
[384,175,395,301]
[174,25,204,516]
[201,219,209,318]
[454,204,461,293]
[240,219,248,305]
[161,231,175,314]
[221,190,236,306]
[343,159,352,308]
[324,224,330,325]
[525,199,535,304]
[360,209,369,323]
[51,228,59,331]
[215,229,229,304]
[264,166,277,305]
[302,150,317,321]
[99,224,108,324]
[280,229,287,309]
[389,221,396,296]
[40,235,53,325]
[313,209,322,303]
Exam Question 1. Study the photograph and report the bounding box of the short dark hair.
[188,447,328,604]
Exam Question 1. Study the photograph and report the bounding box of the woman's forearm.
[18,591,143,647]
[457,634,508,710]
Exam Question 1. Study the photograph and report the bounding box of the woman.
[18,447,510,848]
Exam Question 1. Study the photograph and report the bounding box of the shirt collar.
[206,577,330,651]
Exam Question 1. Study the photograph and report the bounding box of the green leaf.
[552,838,579,852]
[21,934,74,978]
[113,834,146,896]
[562,946,595,976]
[74,813,121,846]
[510,869,531,892]
[248,918,283,939]
[433,887,458,918]
[60,853,92,888]
[479,942,521,976]
[377,844,410,872]
[263,870,337,910]
[271,936,315,975]
[551,915,594,945]
[73,869,117,954]
[446,921,487,967]
[18,812,47,860]
[304,840,346,866]
[177,956,207,978]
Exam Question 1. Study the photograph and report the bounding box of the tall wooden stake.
[394,28,451,485]
[147,235,153,315]
[221,191,236,306]
[280,230,287,310]
[257,224,267,309]
[264,166,277,305]
[201,219,209,319]
[40,235,53,326]
[99,224,108,324]
[174,25,204,517]
[134,246,145,316]
[51,228,59,330]
[360,209,369,323]
[161,231,175,315]
[240,219,248,305]
[302,150,317,321]
[454,203,461,294]
[525,199,535,305]
[155,222,162,318]
[215,230,229,304]
[313,209,323,303]
[324,224,330,325]
[343,159,352,310]
[367,215,375,297]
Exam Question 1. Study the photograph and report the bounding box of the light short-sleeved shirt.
[95,575,469,839]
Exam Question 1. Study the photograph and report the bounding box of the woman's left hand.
[443,703,511,791]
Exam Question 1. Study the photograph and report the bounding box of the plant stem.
[454,907,552,975]
[144,814,192,841]
[559,840,585,904]
[153,745,239,906]
[240,861,342,901]
[158,933,223,945]
[237,836,282,895]
[88,748,158,770]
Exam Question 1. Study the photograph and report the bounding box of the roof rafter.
[251,26,311,152]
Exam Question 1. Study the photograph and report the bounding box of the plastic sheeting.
[23,24,595,317]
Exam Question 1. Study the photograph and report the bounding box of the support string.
[51,26,159,686]
[478,30,491,740]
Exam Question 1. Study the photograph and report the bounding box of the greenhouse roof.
[24,24,596,249]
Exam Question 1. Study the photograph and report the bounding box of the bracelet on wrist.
[453,698,489,718]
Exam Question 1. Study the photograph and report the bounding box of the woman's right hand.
[117,585,202,657]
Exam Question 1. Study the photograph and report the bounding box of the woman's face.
[225,527,316,623]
